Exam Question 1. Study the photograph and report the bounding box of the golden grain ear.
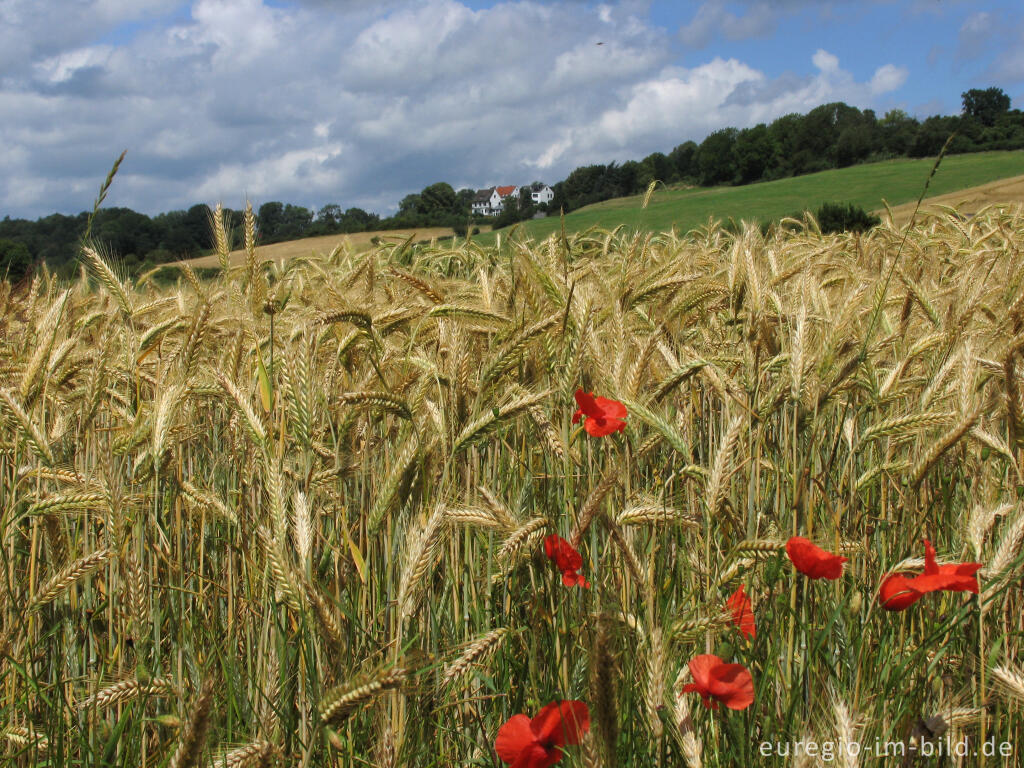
[641,179,661,210]
[209,203,230,274]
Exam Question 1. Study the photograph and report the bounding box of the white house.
[471,188,495,216]
[529,184,554,205]
[471,185,520,216]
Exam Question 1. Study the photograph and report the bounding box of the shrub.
[815,201,881,234]
[0,238,34,281]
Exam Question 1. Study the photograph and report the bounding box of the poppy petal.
[932,554,982,592]
[510,743,558,768]
[687,654,722,692]
[951,562,983,578]
[594,396,628,419]
[573,390,602,419]
[726,585,756,640]
[706,663,755,710]
[574,390,626,437]
[891,541,983,605]
[496,714,536,764]
[561,571,590,588]
[544,536,589,588]
[878,573,924,611]
[585,416,626,437]
[915,569,980,594]
[530,700,590,748]
[555,543,583,572]
[923,538,939,575]
[785,536,848,579]
[507,745,557,768]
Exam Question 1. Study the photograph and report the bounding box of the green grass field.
[479,150,1024,244]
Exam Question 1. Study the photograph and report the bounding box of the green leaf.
[255,346,272,413]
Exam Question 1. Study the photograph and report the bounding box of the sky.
[1,0,1022,221]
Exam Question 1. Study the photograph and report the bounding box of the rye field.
[184,228,471,271]
[3,203,1024,767]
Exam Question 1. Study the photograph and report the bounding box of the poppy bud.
[847,591,862,615]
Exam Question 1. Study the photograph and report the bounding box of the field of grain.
[2,203,1024,766]
[184,227,462,269]
[884,174,1024,226]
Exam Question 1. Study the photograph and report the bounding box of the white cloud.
[531,48,905,170]
[870,63,907,94]
[194,142,347,202]
[582,58,764,148]
[812,49,840,73]
[975,15,1024,84]
[958,11,993,62]
[0,0,927,221]
[343,1,476,89]
[188,0,285,67]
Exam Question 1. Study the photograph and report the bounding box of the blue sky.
[1,0,1021,220]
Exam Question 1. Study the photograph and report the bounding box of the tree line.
[2,87,1020,281]
[548,87,1022,213]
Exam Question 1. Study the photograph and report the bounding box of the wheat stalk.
[397,506,447,621]
[79,677,175,712]
[439,627,509,688]
[672,669,703,768]
[213,740,276,768]
[32,549,113,610]
[320,668,408,725]
[570,471,619,548]
[168,677,216,768]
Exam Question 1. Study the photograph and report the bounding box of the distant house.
[471,188,496,216]
[495,185,519,212]
[471,184,521,216]
[529,183,554,205]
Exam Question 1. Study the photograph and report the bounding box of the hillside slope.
[179,152,1024,269]
[486,150,1024,242]
[883,173,1024,226]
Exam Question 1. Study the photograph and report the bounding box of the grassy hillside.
[483,150,1024,243]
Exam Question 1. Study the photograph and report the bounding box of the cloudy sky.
[2,0,1022,220]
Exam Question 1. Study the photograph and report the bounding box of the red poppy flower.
[915,539,983,592]
[878,539,982,611]
[544,535,590,588]
[726,585,756,640]
[877,573,924,611]
[572,389,627,437]
[495,700,590,768]
[681,654,754,711]
[785,536,848,580]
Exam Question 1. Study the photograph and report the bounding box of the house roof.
[496,185,517,197]
[473,187,495,202]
